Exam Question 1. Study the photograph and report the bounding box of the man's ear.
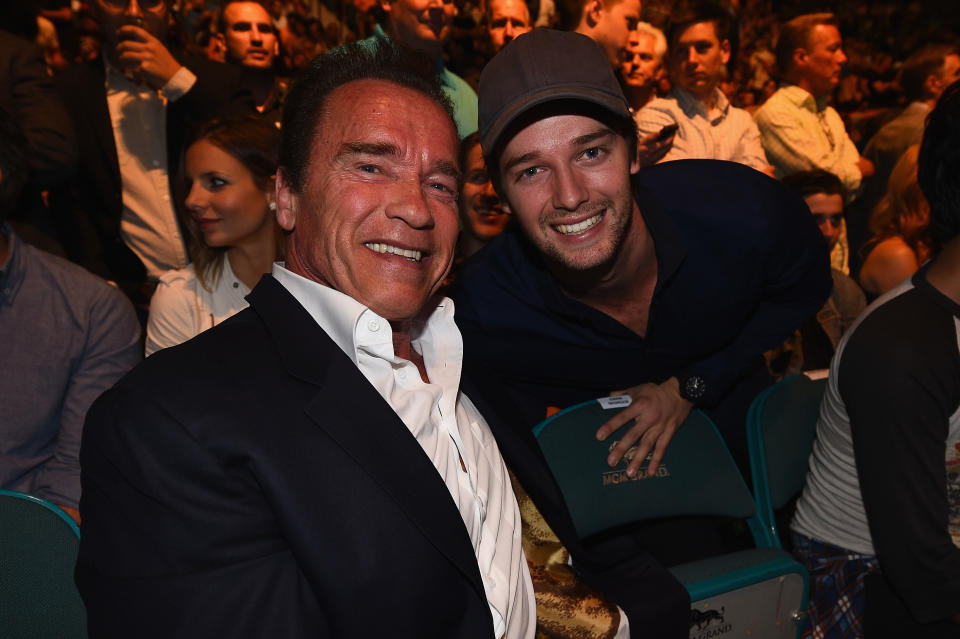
[792,47,808,72]
[720,39,731,65]
[583,0,604,28]
[275,168,298,231]
[924,72,942,99]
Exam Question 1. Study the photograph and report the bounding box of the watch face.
[683,375,707,401]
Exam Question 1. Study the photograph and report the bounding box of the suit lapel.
[248,277,487,599]
[461,375,587,556]
[83,59,121,195]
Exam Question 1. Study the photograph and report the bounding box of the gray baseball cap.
[478,29,633,164]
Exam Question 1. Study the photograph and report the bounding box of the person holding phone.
[634,2,773,175]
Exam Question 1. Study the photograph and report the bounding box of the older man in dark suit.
[76,40,534,639]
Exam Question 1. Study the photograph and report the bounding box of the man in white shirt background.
[634,1,773,174]
[52,0,252,316]
[754,12,874,193]
[619,21,666,112]
[77,39,535,639]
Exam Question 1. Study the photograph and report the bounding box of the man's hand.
[595,377,693,477]
[636,129,674,167]
[116,25,183,90]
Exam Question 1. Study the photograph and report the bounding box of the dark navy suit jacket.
[77,276,495,638]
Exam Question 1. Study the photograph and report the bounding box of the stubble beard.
[536,194,633,279]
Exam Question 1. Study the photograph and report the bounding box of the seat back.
[534,401,764,542]
[746,374,828,547]
[535,400,810,638]
[0,489,87,639]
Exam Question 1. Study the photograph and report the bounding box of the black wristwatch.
[678,374,707,404]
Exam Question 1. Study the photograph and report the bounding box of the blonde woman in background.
[146,116,283,355]
[858,145,934,299]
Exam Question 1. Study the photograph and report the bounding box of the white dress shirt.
[273,264,535,639]
[105,61,193,280]
[635,86,769,172]
[144,256,251,356]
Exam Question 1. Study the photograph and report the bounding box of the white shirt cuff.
[614,605,630,638]
[161,66,196,102]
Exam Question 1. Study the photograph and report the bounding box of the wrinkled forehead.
[312,79,458,167]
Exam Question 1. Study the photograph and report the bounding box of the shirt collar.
[0,223,24,307]
[270,262,459,370]
[672,85,730,124]
[779,84,828,112]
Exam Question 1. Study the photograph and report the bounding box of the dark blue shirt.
[452,160,832,442]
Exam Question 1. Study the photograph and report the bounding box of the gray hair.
[634,22,667,62]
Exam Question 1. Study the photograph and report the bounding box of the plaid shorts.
[792,531,880,639]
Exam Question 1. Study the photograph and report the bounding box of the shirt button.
[367,319,380,332]
[397,369,407,379]
[152,160,160,167]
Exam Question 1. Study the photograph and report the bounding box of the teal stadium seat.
[535,401,809,639]
[0,489,87,639]
[746,374,828,548]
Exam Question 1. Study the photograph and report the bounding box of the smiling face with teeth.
[276,79,461,324]
[459,141,509,244]
[497,114,642,275]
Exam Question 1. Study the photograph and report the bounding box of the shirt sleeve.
[160,65,197,102]
[679,178,833,406]
[832,107,865,196]
[734,113,770,172]
[839,298,960,623]
[633,102,675,137]
[33,284,141,509]
[145,273,201,356]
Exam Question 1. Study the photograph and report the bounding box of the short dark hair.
[0,105,28,221]
[218,0,271,35]
[186,115,283,290]
[781,169,845,204]
[901,44,960,103]
[666,1,732,48]
[918,79,960,246]
[775,12,837,78]
[279,39,454,193]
